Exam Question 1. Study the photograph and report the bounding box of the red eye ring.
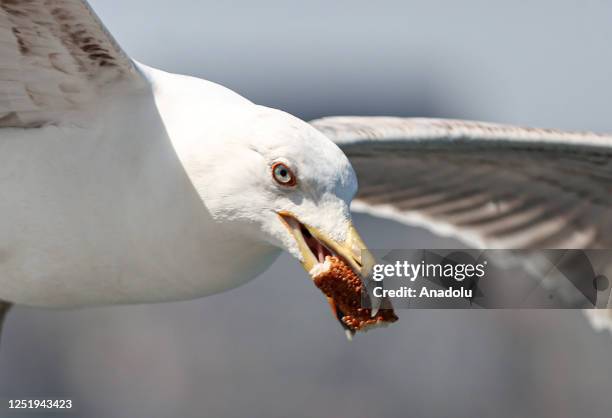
[271,162,297,187]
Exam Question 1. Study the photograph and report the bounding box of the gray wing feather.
[0,0,141,127]
[312,116,612,250]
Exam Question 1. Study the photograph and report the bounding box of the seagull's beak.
[277,211,397,336]
[277,211,375,281]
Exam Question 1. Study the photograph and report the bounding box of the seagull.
[0,0,611,339]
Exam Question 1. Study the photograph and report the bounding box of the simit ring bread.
[311,256,398,337]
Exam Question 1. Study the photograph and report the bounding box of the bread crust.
[312,256,398,334]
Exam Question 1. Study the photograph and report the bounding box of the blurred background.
[2,1,612,417]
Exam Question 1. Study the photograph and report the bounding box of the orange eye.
[272,162,297,187]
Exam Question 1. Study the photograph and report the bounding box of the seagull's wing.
[0,0,142,127]
[313,116,612,249]
[312,116,612,330]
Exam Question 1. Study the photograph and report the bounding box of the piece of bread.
[312,256,398,335]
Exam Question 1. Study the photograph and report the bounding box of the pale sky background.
[2,1,612,418]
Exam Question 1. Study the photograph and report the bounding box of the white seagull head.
[186,104,373,279]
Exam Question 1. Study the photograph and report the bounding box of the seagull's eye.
[272,162,297,187]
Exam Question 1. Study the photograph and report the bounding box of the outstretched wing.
[313,116,612,249]
[312,116,612,329]
[0,0,142,127]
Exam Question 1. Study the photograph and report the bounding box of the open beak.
[277,211,397,337]
[277,211,375,281]
[277,210,382,321]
